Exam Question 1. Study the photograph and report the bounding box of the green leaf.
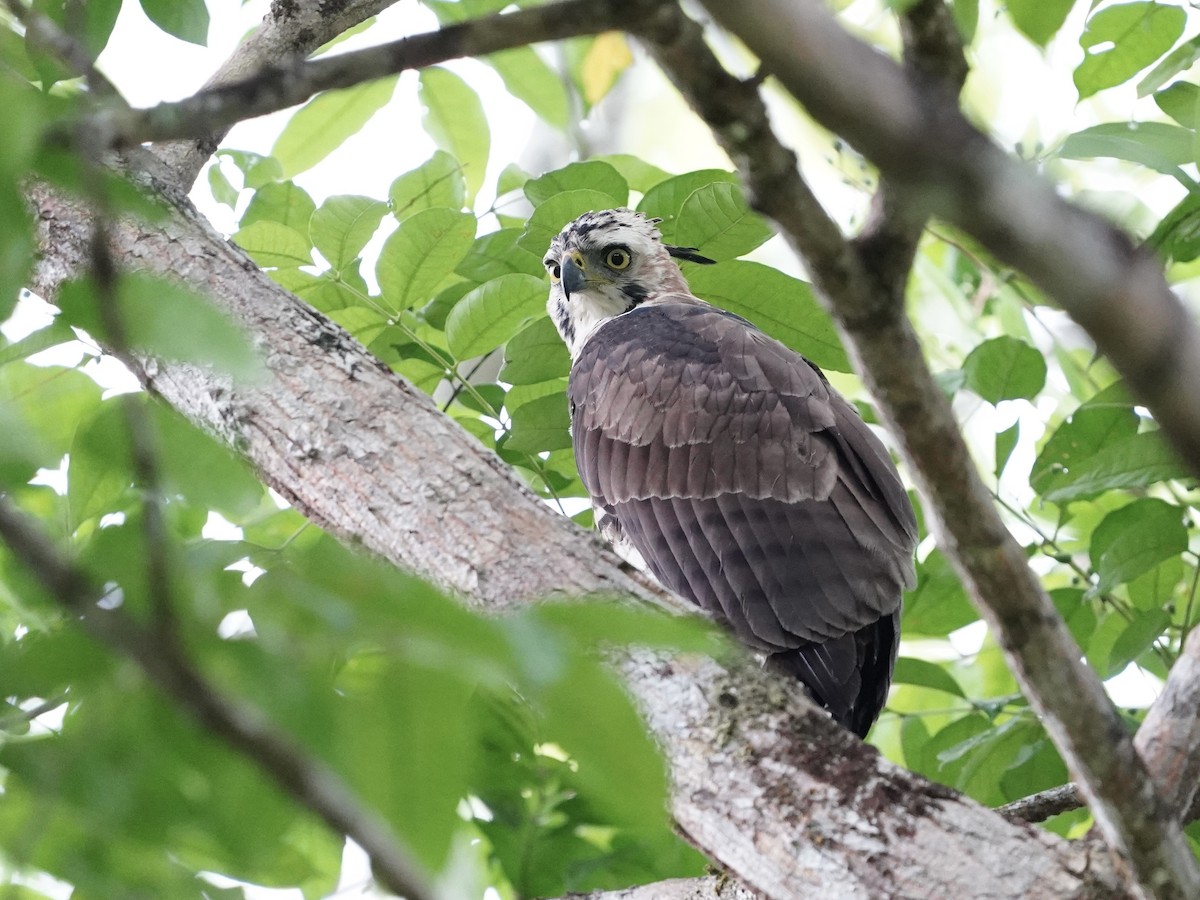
[1058,122,1198,174]
[444,273,546,359]
[420,67,490,202]
[636,170,739,243]
[682,261,850,373]
[0,363,101,484]
[310,195,388,271]
[501,316,570,384]
[1032,385,1139,496]
[1042,431,1190,503]
[1074,2,1187,100]
[272,76,398,178]
[961,336,1046,403]
[139,0,209,45]
[217,150,282,190]
[506,392,572,453]
[903,550,979,637]
[1090,498,1187,593]
[1153,81,1200,129]
[272,268,370,313]
[240,181,317,232]
[376,208,476,313]
[57,273,261,380]
[0,317,74,367]
[1130,555,1185,612]
[1006,0,1074,46]
[231,220,313,268]
[519,189,627,256]
[951,0,979,43]
[592,155,673,193]
[486,46,570,129]
[389,150,466,220]
[674,182,773,261]
[1138,35,1200,95]
[525,162,628,208]
[455,229,545,282]
[207,163,239,208]
[1147,190,1200,263]
[892,657,966,697]
[995,420,1019,478]
[68,400,131,525]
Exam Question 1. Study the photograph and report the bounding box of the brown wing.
[569,300,916,735]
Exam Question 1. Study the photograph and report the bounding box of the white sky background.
[9,1,1197,893]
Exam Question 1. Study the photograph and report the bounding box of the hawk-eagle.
[545,209,917,738]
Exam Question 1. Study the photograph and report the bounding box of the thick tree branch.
[81,0,659,160]
[0,497,435,900]
[565,875,758,899]
[648,4,1199,897]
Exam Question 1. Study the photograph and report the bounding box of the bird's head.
[544,208,714,356]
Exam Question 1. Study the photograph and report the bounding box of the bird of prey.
[544,208,917,738]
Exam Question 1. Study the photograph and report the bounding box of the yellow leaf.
[581,32,632,105]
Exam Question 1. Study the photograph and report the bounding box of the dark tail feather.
[771,613,899,739]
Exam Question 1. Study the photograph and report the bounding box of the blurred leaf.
[1059,122,1197,175]
[1006,0,1073,46]
[592,155,672,193]
[216,150,282,190]
[1042,431,1189,503]
[952,0,979,42]
[892,657,966,698]
[232,220,313,268]
[57,273,261,380]
[1074,2,1186,100]
[636,170,739,242]
[674,182,774,261]
[140,0,209,45]
[272,76,398,178]
[486,46,570,128]
[1147,191,1200,263]
[579,31,632,105]
[239,181,316,232]
[389,150,466,219]
[525,161,628,208]
[1153,81,1200,129]
[682,261,850,373]
[376,207,476,313]
[272,267,369,313]
[995,420,1019,478]
[0,316,74,367]
[0,362,100,485]
[310,195,388,270]
[962,336,1046,403]
[208,163,240,208]
[420,67,490,202]
[1129,555,1185,612]
[1139,35,1200,95]
[501,316,570,385]
[1090,498,1187,592]
[519,189,626,256]
[445,273,546,359]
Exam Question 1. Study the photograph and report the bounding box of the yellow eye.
[605,247,631,270]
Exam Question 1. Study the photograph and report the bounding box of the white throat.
[554,289,632,359]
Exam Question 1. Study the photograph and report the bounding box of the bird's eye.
[605,247,631,270]
[545,260,561,282]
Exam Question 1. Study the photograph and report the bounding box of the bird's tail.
[771,613,899,739]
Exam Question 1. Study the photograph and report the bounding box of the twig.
[999,784,1082,824]
[80,0,662,154]
[0,497,435,900]
[151,0,403,190]
[3,0,120,96]
[649,3,1199,896]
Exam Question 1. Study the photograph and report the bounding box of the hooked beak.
[561,254,587,299]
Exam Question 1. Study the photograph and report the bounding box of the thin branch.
[150,0,403,190]
[0,497,435,900]
[650,3,1199,897]
[3,0,119,96]
[562,875,758,900]
[81,0,661,155]
[999,784,1083,824]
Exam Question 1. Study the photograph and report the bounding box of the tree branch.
[150,0,403,190]
[563,875,758,899]
[81,0,660,160]
[0,497,435,900]
[649,3,1199,897]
